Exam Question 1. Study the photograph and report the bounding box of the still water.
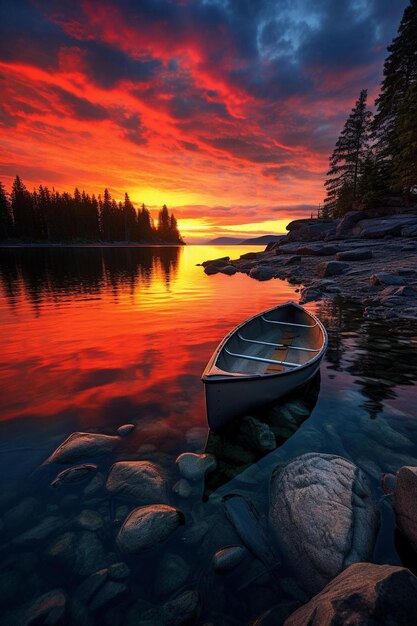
[1,245,417,625]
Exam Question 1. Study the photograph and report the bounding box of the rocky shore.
[201,207,417,322]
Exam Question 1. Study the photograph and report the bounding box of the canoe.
[202,301,328,430]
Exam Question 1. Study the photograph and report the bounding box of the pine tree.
[324,90,372,217]
[392,82,417,194]
[11,175,34,239]
[100,188,112,240]
[373,0,417,188]
[157,204,170,240]
[0,182,12,240]
[123,193,137,242]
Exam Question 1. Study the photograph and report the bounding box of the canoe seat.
[265,331,294,374]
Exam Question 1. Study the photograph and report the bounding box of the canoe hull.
[204,358,321,431]
[202,301,327,431]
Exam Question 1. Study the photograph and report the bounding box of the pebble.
[106,460,168,502]
[109,562,131,580]
[213,545,247,572]
[89,581,128,611]
[75,509,104,531]
[51,463,97,487]
[23,589,67,626]
[117,424,136,436]
[176,452,217,481]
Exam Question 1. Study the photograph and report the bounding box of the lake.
[1,245,417,625]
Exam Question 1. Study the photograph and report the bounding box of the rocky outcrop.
[269,453,379,594]
[116,505,184,554]
[46,432,120,464]
[106,461,168,503]
[393,466,417,551]
[284,563,417,626]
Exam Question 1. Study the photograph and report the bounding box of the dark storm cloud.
[52,87,108,120]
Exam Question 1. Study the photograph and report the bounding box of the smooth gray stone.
[269,453,379,594]
[176,452,216,481]
[51,464,97,487]
[106,461,168,502]
[117,505,184,554]
[47,432,120,464]
[213,545,247,572]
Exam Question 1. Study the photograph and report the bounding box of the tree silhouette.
[373,0,417,191]
[0,182,12,240]
[324,90,372,216]
[0,177,185,244]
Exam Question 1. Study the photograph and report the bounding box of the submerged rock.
[162,590,199,626]
[14,516,62,545]
[116,505,184,554]
[75,509,104,531]
[284,563,417,626]
[117,424,136,436]
[213,545,247,572]
[172,478,193,498]
[23,589,67,626]
[239,416,276,453]
[108,562,130,580]
[90,581,128,611]
[269,453,379,594]
[51,464,97,487]
[73,531,107,576]
[47,432,120,464]
[106,461,168,503]
[3,497,40,530]
[393,466,417,551]
[176,452,216,481]
[75,568,108,603]
[155,553,190,596]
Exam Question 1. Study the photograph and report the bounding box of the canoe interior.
[214,303,324,377]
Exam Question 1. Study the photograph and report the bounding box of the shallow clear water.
[1,245,417,625]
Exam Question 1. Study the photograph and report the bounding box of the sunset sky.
[0,0,408,241]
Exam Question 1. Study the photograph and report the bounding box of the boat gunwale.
[201,301,328,384]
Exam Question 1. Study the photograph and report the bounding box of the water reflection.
[0,246,181,310]
[204,373,321,496]
[316,298,417,419]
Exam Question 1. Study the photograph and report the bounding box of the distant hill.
[208,234,283,245]
[239,235,284,245]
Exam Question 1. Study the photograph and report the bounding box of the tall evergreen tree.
[157,204,170,240]
[11,175,34,239]
[392,82,417,194]
[0,182,12,240]
[123,193,137,242]
[100,188,112,240]
[324,90,372,216]
[373,0,417,188]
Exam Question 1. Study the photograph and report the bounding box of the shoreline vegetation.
[0,176,185,246]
